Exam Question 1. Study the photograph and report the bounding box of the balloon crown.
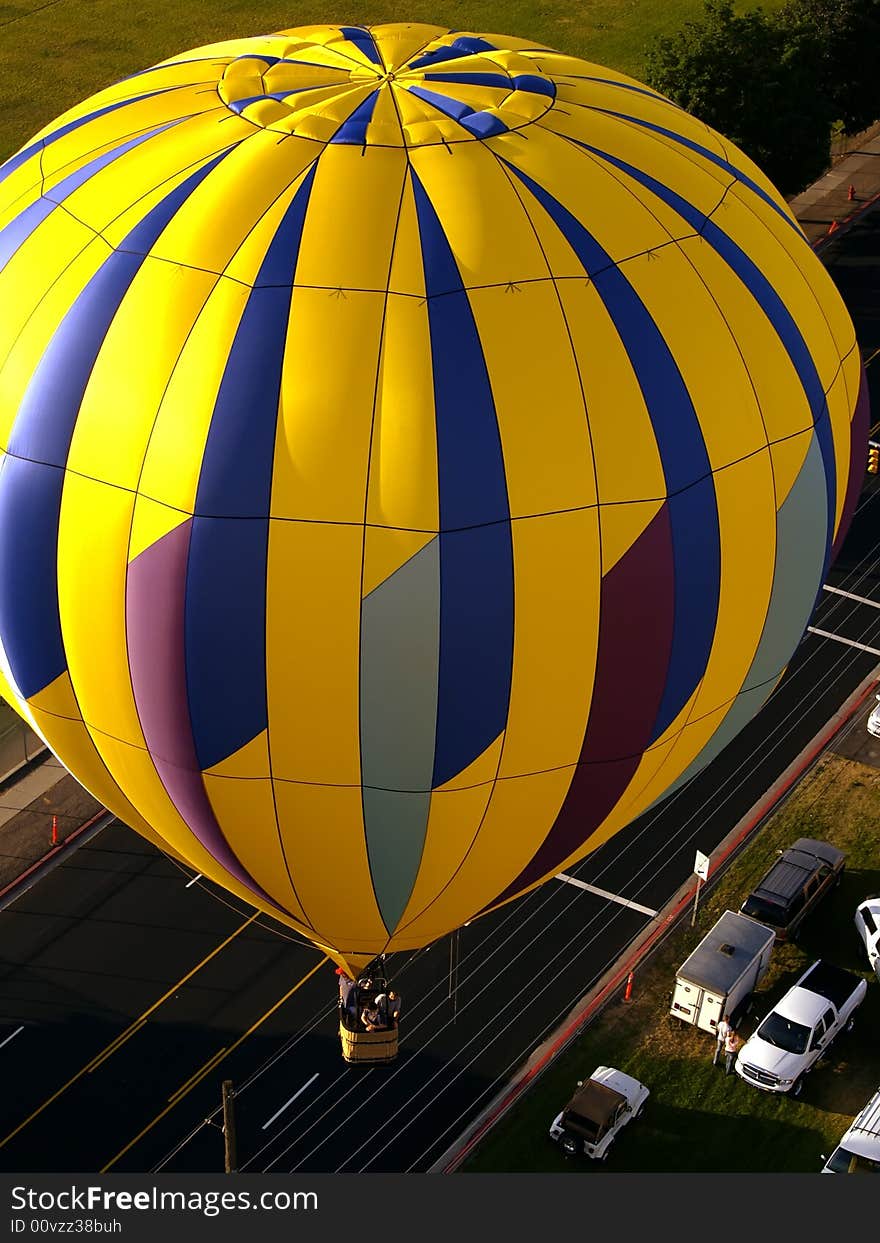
[216,25,557,146]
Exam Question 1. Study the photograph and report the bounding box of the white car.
[855,897,880,981]
[867,693,880,737]
[549,1066,648,1161]
[821,1084,880,1173]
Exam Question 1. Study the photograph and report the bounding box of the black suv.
[739,838,845,941]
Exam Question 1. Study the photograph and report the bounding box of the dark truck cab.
[739,838,845,940]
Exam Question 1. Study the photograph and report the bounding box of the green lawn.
[1,0,787,161]
[463,752,880,1173]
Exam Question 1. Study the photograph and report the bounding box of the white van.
[821,1085,880,1173]
[670,910,775,1033]
[855,897,880,981]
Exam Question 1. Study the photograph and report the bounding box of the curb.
[812,187,880,253]
[431,665,880,1174]
[0,808,114,911]
[0,745,51,793]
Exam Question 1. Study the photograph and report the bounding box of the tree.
[644,0,835,195]
[778,0,880,134]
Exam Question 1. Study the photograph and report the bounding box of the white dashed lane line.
[807,627,880,656]
[262,1073,320,1131]
[556,873,657,917]
[821,584,880,609]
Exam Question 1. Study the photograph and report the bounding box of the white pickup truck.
[735,960,867,1096]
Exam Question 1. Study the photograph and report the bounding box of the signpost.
[691,850,710,927]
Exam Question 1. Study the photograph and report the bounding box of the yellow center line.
[88,1018,148,1073]
[0,912,259,1151]
[167,1048,229,1103]
[101,954,328,1173]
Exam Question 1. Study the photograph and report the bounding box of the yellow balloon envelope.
[0,23,868,972]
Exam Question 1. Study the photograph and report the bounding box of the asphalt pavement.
[2,143,880,1177]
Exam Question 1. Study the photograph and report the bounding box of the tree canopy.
[779,0,880,134]
[644,0,880,196]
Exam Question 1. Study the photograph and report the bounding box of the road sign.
[694,850,710,881]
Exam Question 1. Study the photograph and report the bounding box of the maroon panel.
[125,519,284,914]
[831,362,871,563]
[485,502,676,908]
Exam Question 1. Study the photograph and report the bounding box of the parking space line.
[0,1025,24,1051]
[168,1048,228,1103]
[88,1019,147,1073]
[0,912,259,1152]
[822,584,880,609]
[100,955,328,1173]
[806,626,880,656]
[556,873,657,917]
[262,1072,320,1130]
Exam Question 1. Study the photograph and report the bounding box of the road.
[1,206,880,1175]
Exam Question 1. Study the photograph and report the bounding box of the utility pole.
[222,1079,237,1173]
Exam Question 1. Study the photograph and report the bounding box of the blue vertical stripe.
[119,55,271,83]
[659,477,721,732]
[186,163,316,768]
[410,168,514,786]
[0,146,235,701]
[433,525,514,786]
[450,37,497,55]
[0,455,66,698]
[0,87,192,189]
[423,72,511,90]
[406,85,508,136]
[339,26,383,66]
[330,91,380,144]
[7,146,234,469]
[407,85,475,123]
[511,75,556,98]
[195,162,316,516]
[505,160,720,741]
[409,47,472,70]
[590,110,802,238]
[411,168,509,526]
[0,118,185,276]
[563,75,674,102]
[228,91,298,115]
[409,37,497,71]
[572,139,836,562]
[184,517,270,770]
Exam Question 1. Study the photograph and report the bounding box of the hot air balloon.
[0,23,868,1060]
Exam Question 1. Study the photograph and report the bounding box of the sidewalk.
[0,756,102,892]
[790,119,880,247]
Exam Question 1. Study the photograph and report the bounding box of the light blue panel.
[645,432,828,805]
[360,537,440,930]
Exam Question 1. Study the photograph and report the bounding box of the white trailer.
[670,910,775,1034]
